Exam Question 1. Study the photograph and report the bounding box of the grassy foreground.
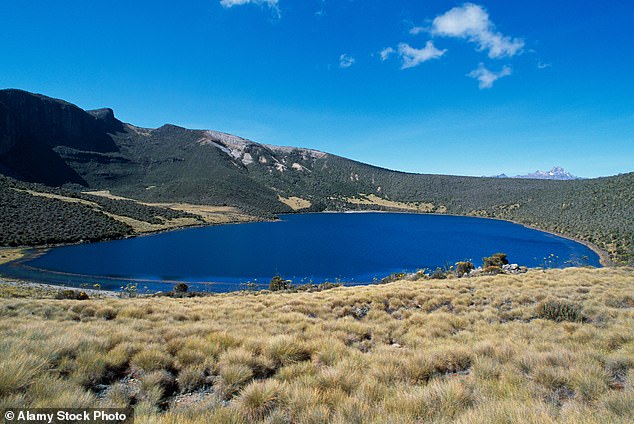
[1,268,633,423]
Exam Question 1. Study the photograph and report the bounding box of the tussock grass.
[234,379,286,421]
[0,267,632,423]
[131,348,173,372]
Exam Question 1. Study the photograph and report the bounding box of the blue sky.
[1,0,633,177]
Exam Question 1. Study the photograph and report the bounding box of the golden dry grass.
[8,188,258,237]
[277,195,312,211]
[86,190,257,225]
[346,193,445,213]
[0,267,632,423]
[0,248,25,265]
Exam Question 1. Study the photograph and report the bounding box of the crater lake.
[0,213,601,292]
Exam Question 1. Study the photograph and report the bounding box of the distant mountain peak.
[492,166,581,180]
[523,166,580,180]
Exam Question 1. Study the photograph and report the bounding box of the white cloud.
[379,47,395,61]
[467,63,512,88]
[537,61,552,69]
[432,3,523,58]
[220,0,280,16]
[409,26,426,35]
[339,53,355,68]
[398,41,446,69]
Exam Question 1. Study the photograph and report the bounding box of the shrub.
[430,268,448,279]
[269,276,291,291]
[55,290,89,300]
[483,253,509,268]
[174,283,189,294]
[535,300,583,322]
[381,272,406,284]
[455,261,475,277]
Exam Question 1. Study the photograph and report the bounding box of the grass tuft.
[234,379,286,421]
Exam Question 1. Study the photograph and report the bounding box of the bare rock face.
[0,89,120,152]
[0,89,123,186]
[87,107,124,135]
[0,101,18,155]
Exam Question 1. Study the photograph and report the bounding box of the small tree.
[269,276,290,291]
[483,253,509,268]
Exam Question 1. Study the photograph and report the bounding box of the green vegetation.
[430,267,449,279]
[483,253,509,268]
[0,176,132,246]
[269,276,291,292]
[174,283,189,294]
[0,176,207,247]
[0,267,632,423]
[55,290,90,300]
[536,299,584,323]
[455,261,475,276]
[78,192,201,224]
[1,89,632,265]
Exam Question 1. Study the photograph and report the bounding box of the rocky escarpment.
[0,89,122,186]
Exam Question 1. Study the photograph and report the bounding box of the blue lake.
[0,213,600,292]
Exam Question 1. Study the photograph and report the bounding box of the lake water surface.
[1,213,600,292]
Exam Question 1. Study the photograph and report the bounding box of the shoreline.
[0,276,119,297]
[319,210,612,266]
[515,223,611,267]
[0,209,611,293]
[0,209,611,268]
[1,209,610,265]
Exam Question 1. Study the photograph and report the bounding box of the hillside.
[0,89,632,264]
[0,267,632,423]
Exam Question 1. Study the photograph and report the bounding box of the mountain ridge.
[0,88,632,264]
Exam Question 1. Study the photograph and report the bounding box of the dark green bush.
[174,283,189,294]
[269,276,291,291]
[55,290,89,300]
[535,300,583,322]
[455,261,475,276]
[483,253,509,268]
